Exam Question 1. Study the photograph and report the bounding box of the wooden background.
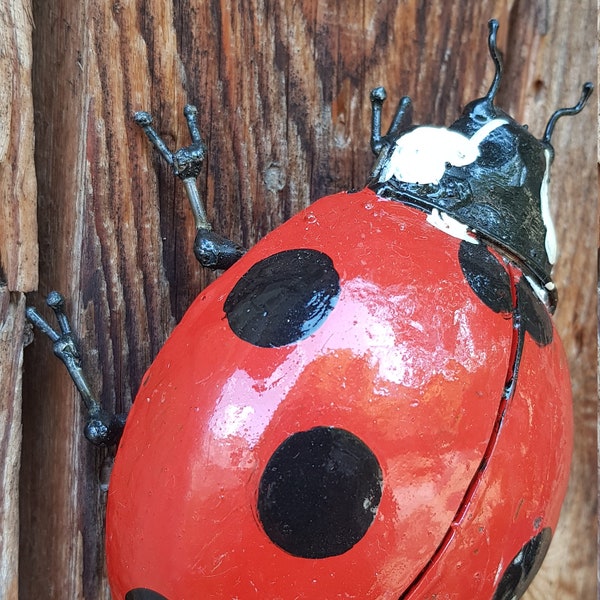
[1,0,596,598]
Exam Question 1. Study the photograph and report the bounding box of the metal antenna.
[542,82,593,144]
[26,292,126,446]
[484,19,503,105]
[370,87,412,155]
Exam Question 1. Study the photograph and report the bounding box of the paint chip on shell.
[426,209,479,243]
[525,275,550,307]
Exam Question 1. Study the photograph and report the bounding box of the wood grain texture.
[0,1,36,598]
[0,291,25,600]
[20,0,596,598]
[0,0,37,292]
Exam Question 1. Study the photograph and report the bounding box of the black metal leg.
[26,292,126,446]
[134,105,246,270]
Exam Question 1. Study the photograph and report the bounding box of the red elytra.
[404,328,571,598]
[105,189,572,599]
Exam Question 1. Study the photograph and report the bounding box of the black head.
[369,20,592,310]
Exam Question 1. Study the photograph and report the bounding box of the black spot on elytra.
[257,426,383,559]
[224,249,340,347]
[492,528,552,600]
[458,241,513,313]
[516,278,553,346]
[125,590,168,600]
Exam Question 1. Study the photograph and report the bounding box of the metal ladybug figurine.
[27,20,592,600]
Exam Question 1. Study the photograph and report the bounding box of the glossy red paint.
[402,293,572,598]
[104,188,542,599]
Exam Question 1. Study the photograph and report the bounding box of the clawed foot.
[26,292,126,446]
[194,228,246,270]
[134,105,206,182]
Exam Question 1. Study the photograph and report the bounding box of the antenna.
[485,19,503,104]
[542,82,593,144]
[370,87,412,156]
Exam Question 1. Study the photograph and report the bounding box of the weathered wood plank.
[519,2,597,598]
[0,0,37,292]
[21,1,595,597]
[0,1,37,598]
[0,291,25,600]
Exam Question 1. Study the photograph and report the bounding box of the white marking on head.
[426,208,479,243]
[380,119,508,185]
[539,149,557,264]
[468,118,508,147]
